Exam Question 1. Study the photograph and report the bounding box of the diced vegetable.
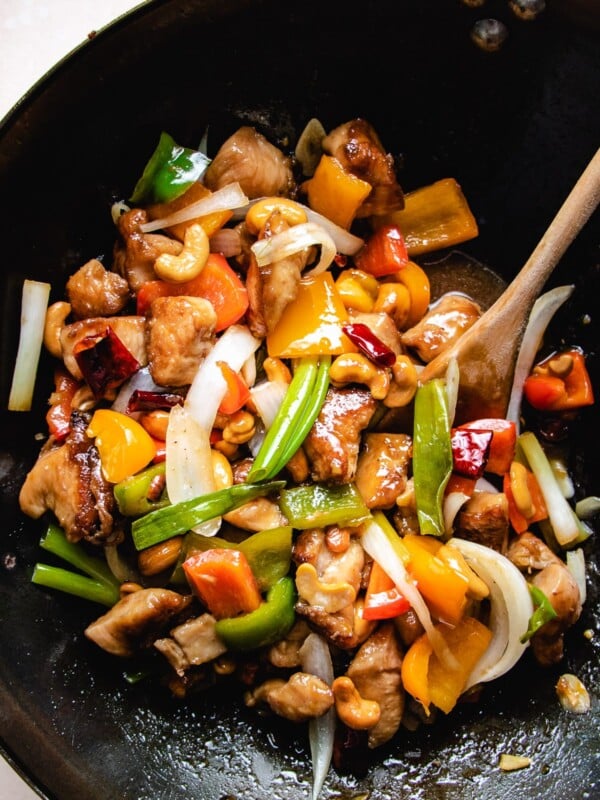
[251,221,336,278]
[217,361,251,415]
[279,482,370,529]
[266,274,349,358]
[147,180,232,241]
[8,279,51,412]
[130,131,210,205]
[304,155,372,229]
[376,178,479,256]
[86,409,157,484]
[363,560,411,620]
[74,326,140,399]
[523,349,594,411]
[520,584,558,643]
[503,462,548,534]
[114,461,169,517]
[215,576,296,650]
[412,379,453,537]
[353,223,409,276]
[450,428,493,479]
[183,548,262,619]
[457,418,516,476]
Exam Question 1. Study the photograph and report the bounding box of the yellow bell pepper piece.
[402,534,469,625]
[87,409,156,484]
[376,178,478,256]
[304,155,372,230]
[391,261,431,328]
[266,272,350,358]
[147,181,233,242]
[403,617,492,714]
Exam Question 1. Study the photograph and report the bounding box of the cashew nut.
[330,353,390,400]
[383,355,419,408]
[222,410,256,444]
[263,356,292,384]
[373,282,411,329]
[509,460,534,519]
[138,536,183,577]
[44,301,71,358]
[295,562,356,613]
[154,223,209,283]
[332,676,381,730]
[211,448,234,490]
[245,197,308,234]
[140,409,171,440]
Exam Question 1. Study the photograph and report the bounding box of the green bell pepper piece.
[412,379,453,537]
[279,482,370,530]
[129,131,210,205]
[520,584,558,643]
[215,576,296,651]
[114,462,169,517]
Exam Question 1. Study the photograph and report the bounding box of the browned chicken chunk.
[154,613,227,675]
[507,532,582,665]
[304,387,378,483]
[355,432,412,509]
[66,258,130,320]
[85,588,192,658]
[113,208,183,292]
[146,295,217,386]
[401,292,482,363]
[347,311,404,354]
[456,491,510,553]
[204,126,295,199]
[244,673,334,722]
[60,316,147,382]
[346,623,404,748]
[322,118,404,217]
[19,412,116,544]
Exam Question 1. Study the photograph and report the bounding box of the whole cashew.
[332,676,381,730]
[43,301,71,358]
[383,355,419,408]
[154,223,209,283]
[295,562,356,613]
[330,353,390,400]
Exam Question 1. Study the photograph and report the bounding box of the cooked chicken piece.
[304,387,377,483]
[267,620,312,669]
[347,310,404,354]
[507,532,582,666]
[346,623,404,748]
[60,316,147,382]
[401,292,482,363]
[146,295,217,386]
[154,613,227,675]
[66,258,130,319]
[393,609,425,649]
[244,673,334,722]
[204,126,295,199]
[456,491,510,553]
[85,588,192,658]
[355,433,412,509]
[19,412,116,543]
[113,208,183,292]
[322,118,404,217]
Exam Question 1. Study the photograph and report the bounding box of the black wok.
[0,1,599,798]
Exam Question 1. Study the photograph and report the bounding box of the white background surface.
[0,3,143,798]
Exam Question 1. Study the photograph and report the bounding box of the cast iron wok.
[0,1,598,798]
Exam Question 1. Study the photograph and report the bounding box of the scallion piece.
[40,523,120,588]
[279,482,369,529]
[32,564,120,607]
[131,480,285,550]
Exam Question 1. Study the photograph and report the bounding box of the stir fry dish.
[12,118,595,795]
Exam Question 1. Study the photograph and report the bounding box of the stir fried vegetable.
[12,115,595,799]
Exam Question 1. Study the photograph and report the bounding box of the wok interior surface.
[0,1,599,798]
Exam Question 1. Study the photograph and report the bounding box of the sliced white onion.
[299,632,335,800]
[360,515,459,671]
[249,379,288,429]
[295,118,326,177]
[443,491,470,534]
[444,356,460,426]
[566,548,587,605]
[140,182,249,233]
[549,457,575,499]
[241,352,257,388]
[448,537,534,689]
[8,279,51,412]
[304,207,364,255]
[250,221,336,277]
[475,477,500,494]
[575,495,600,519]
[506,285,574,431]
[167,324,260,535]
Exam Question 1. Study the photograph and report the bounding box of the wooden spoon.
[418,147,600,424]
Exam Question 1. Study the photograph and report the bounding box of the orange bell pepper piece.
[402,534,469,625]
[353,224,409,277]
[136,253,248,331]
[401,631,433,711]
[147,181,233,242]
[217,361,251,415]
[266,272,350,358]
[457,418,517,476]
[523,349,594,412]
[86,409,156,483]
[375,178,479,256]
[183,548,262,620]
[304,155,372,229]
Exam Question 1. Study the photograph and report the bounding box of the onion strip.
[8,279,51,412]
[448,537,533,689]
[250,221,336,276]
[140,182,249,233]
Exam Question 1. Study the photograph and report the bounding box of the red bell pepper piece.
[363,560,410,620]
[136,253,248,331]
[46,367,80,442]
[342,322,396,367]
[182,548,262,620]
[450,428,493,479]
[457,418,517,476]
[353,223,409,277]
[74,326,140,399]
[217,361,251,415]
[523,349,594,412]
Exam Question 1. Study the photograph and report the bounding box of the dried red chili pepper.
[126,389,184,414]
[342,322,396,367]
[450,428,493,479]
[74,326,140,398]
